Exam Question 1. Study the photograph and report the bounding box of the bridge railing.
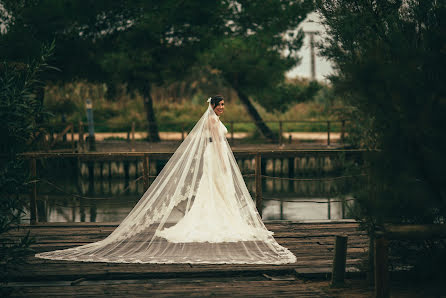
[44,119,348,150]
[20,149,368,224]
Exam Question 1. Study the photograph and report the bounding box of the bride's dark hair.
[210,95,224,108]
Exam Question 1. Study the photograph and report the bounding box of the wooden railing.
[38,123,76,150]
[20,149,367,224]
[46,119,348,150]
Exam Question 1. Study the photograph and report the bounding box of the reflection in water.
[30,196,355,223]
[25,156,360,223]
[26,178,356,223]
[262,197,355,221]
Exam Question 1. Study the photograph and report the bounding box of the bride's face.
[214,100,225,116]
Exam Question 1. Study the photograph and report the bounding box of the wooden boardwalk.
[5,221,370,297]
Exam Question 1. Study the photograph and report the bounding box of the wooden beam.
[51,124,73,147]
[143,154,150,190]
[331,235,348,287]
[383,224,446,240]
[255,153,263,218]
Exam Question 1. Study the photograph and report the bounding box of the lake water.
[26,174,356,223]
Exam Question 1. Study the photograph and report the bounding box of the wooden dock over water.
[5,221,371,297]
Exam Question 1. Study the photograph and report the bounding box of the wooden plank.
[2,221,370,286]
[18,149,371,160]
[255,153,262,217]
[8,279,334,298]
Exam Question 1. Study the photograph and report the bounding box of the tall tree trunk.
[235,88,276,142]
[142,84,160,142]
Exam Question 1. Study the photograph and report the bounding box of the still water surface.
[28,176,356,223]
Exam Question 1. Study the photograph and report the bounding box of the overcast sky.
[286,12,334,82]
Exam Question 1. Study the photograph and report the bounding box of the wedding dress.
[35,101,296,264]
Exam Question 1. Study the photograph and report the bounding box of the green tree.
[0,44,53,292]
[205,0,315,140]
[317,0,446,275]
[1,1,315,142]
[97,1,231,141]
[0,1,231,141]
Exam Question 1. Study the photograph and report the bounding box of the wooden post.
[374,236,390,298]
[327,198,331,220]
[368,234,375,285]
[288,157,294,192]
[279,121,283,145]
[181,125,185,141]
[131,121,135,151]
[29,159,38,224]
[87,162,94,195]
[331,235,348,287]
[341,120,345,146]
[255,153,263,218]
[327,121,331,146]
[71,123,75,151]
[230,121,234,145]
[79,121,84,151]
[143,155,150,190]
[124,161,130,191]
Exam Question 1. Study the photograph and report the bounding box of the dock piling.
[331,235,348,287]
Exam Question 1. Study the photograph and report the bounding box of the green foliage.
[204,0,314,105]
[43,80,340,132]
[259,79,322,113]
[1,1,316,141]
[318,0,446,277]
[0,45,53,286]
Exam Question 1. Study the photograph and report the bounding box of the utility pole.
[305,31,318,81]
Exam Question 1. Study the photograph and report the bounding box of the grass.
[44,81,345,134]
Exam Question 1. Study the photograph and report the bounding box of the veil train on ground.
[36,103,296,264]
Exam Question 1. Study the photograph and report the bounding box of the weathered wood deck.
[6,221,370,297]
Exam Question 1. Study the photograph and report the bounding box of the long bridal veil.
[36,103,296,264]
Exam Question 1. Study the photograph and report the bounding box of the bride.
[36,95,296,264]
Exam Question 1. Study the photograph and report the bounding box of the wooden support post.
[79,121,84,151]
[87,162,94,195]
[327,198,331,220]
[255,153,263,218]
[124,161,130,191]
[181,125,185,141]
[288,157,294,192]
[143,155,150,190]
[374,236,389,298]
[71,123,75,151]
[131,121,135,151]
[368,234,375,285]
[327,121,331,146]
[331,235,348,287]
[29,158,38,224]
[341,120,345,146]
[230,121,234,145]
[279,121,283,145]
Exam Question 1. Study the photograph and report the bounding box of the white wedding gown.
[157,121,272,243]
[35,104,296,264]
